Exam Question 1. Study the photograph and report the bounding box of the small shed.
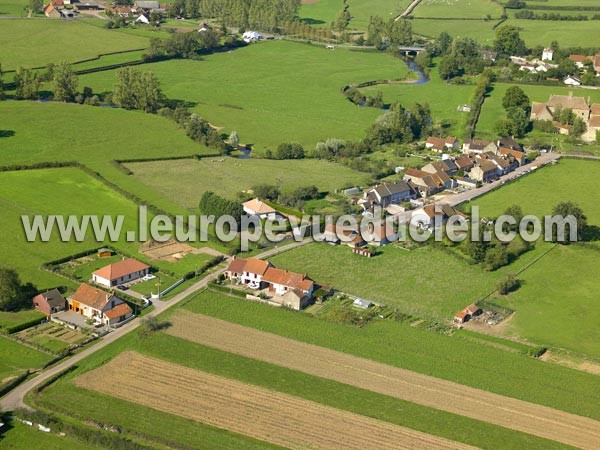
[353,298,372,309]
[98,248,112,258]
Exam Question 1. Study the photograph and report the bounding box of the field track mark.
[75,352,476,450]
[166,311,600,449]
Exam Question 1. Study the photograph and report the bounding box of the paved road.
[440,152,561,207]
[0,239,310,412]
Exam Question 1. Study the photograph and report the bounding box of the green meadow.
[299,0,411,29]
[411,18,496,45]
[466,159,600,225]
[359,62,476,137]
[0,0,27,16]
[501,244,600,359]
[124,157,371,208]
[79,40,411,153]
[0,19,149,70]
[31,305,572,450]
[0,419,98,450]
[269,241,550,318]
[0,167,214,291]
[0,336,51,382]
[0,101,211,216]
[412,0,503,19]
[410,16,600,47]
[467,159,600,358]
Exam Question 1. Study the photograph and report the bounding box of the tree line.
[171,0,300,32]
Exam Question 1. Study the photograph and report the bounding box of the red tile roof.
[226,257,270,276]
[104,302,133,320]
[71,283,114,310]
[262,267,313,291]
[93,258,149,282]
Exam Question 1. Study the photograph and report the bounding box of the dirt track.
[166,311,600,449]
[75,352,475,450]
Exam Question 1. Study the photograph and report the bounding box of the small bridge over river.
[398,46,426,55]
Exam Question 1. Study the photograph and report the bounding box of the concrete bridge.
[398,46,426,55]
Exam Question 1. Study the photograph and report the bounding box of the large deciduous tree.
[53,61,79,102]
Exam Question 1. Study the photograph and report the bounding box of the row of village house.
[32,258,151,326]
[356,137,527,217]
[44,0,165,18]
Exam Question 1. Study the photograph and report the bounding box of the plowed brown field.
[166,310,600,449]
[75,352,475,450]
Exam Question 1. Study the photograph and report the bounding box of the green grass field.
[0,0,27,16]
[299,0,411,29]
[410,16,600,47]
[0,420,98,450]
[0,19,149,70]
[79,41,412,153]
[0,309,45,332]
[476,83,600,139]
[125,157,371,208]
[0,167,142,289]
[0,101,216,217]
[360,61,476,137]
[467,159,600,225]
[30,311,572,450]
[411,18,498,44]
[269,241,550,318]
[501,244,600,359]
[0,336,51,382]
[412,0,503,18]
[0,166,215,291]
[466,159,600,358]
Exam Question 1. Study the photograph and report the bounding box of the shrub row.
[5,317,47,335]
[15,408,153,450]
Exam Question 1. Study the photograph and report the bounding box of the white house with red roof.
[92,258,150,288]
[242,198,279,220]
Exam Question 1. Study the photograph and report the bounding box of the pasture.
[269,241,550,318]
[299,0,411,29]
[359,62,476,137]
[124,157,371,208]
[0,420,97,450]
[0,19,149,70]
[466,159,600,225]
[0,336,51,382]
[0,309,45,332]
[412,0,503,19]
[0,0,27,16]
[410,16,600,47]
[0,167,142,289]
[501,244,600,360]
[32,315,574,449]
[0,101,211,217]
[79,40,412,153]
[0,166,214,291]
[467,159,600,359]
[476,83,600,139]
[411,18,497,44]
